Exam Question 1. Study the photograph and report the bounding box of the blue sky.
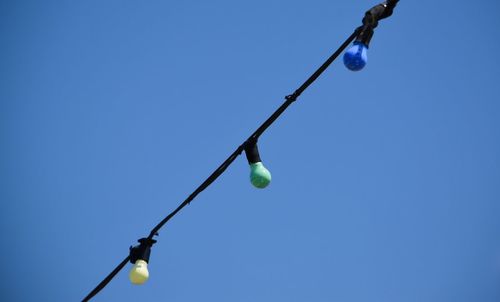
[1,0,500,301]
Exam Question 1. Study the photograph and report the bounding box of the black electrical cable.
[83,2,400,300]
[81,29,358,302]
[146,27,361,241]
[82,255,130,302]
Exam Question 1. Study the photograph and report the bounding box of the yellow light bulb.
[129,259,149,285]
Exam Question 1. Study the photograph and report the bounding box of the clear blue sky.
[1,1,500,301]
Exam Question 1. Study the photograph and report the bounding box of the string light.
[128,238,156,285]
[344,0,400,71]
[245,140,272,189]
[82,1,399,300]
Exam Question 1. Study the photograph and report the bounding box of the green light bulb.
[250,162,271,189]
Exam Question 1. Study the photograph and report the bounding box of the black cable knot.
[285,94,298,102]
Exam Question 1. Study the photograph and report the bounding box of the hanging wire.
[82,1,400,300]
[82,28,359,302]
[146,28,361,241]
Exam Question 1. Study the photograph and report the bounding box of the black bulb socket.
[355,1,399,47]
[244,140,262,164]
[129,238,157,264]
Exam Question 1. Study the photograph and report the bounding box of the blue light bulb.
[343,42,368,71]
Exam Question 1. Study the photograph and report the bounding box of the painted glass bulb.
[129,259,149,285]
[343,42,368,71]
[250,162,271,189]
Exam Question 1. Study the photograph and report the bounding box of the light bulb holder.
[355,0,399,47]
[244,139,262,164]
[129,238,157,264]
[356,26,374,47]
